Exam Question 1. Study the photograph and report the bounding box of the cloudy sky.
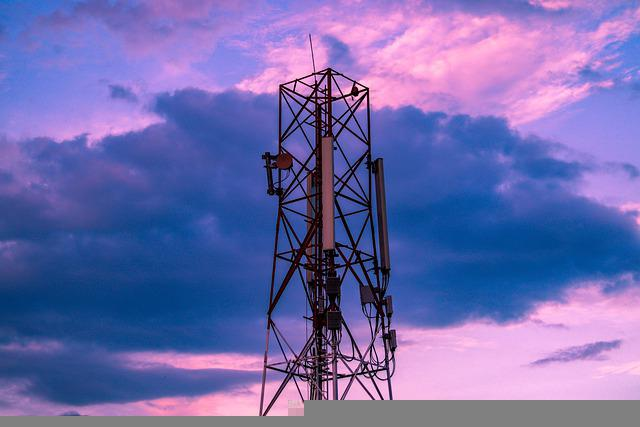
[0,0,639,415]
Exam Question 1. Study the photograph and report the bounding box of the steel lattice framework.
[259,68,396,416]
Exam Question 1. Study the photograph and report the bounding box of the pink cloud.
[621,203,640,226]
[238,2,640,124]
[0,384,266,416]
[15,1,640,140]
[122,351,263,372]
[392,283,640,399]
[1,86,161,142]
[528,0,573,10]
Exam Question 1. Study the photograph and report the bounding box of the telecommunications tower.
[259,67,396,415]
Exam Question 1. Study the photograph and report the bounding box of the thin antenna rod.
[309,34,317,74]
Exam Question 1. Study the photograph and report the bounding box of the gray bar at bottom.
[1,401,639,427]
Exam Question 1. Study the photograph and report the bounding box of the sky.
[0,0,639,416]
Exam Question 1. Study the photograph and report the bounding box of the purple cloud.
[530,340,623,366]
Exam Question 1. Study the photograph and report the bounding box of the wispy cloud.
[530,339,622,366]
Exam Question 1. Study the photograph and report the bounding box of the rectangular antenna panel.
[322,136,334,251]
[374,158,390,271]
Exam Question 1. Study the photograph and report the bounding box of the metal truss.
[259,68,395,416]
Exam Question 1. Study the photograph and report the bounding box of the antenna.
[309,34,317,74]
[374,158,391,275]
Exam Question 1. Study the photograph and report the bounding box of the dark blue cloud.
[108,84,137,103]
[0,88,638,363]
[530,339,623,366]
[0,90,276,354]
[0,344,257,405]
[0,87,639,407]
[372,107,640,325]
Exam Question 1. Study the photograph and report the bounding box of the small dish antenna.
[275,153,293,170]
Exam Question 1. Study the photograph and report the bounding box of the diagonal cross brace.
[268,217,318,315]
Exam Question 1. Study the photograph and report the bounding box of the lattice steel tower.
[259,68,396,415]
